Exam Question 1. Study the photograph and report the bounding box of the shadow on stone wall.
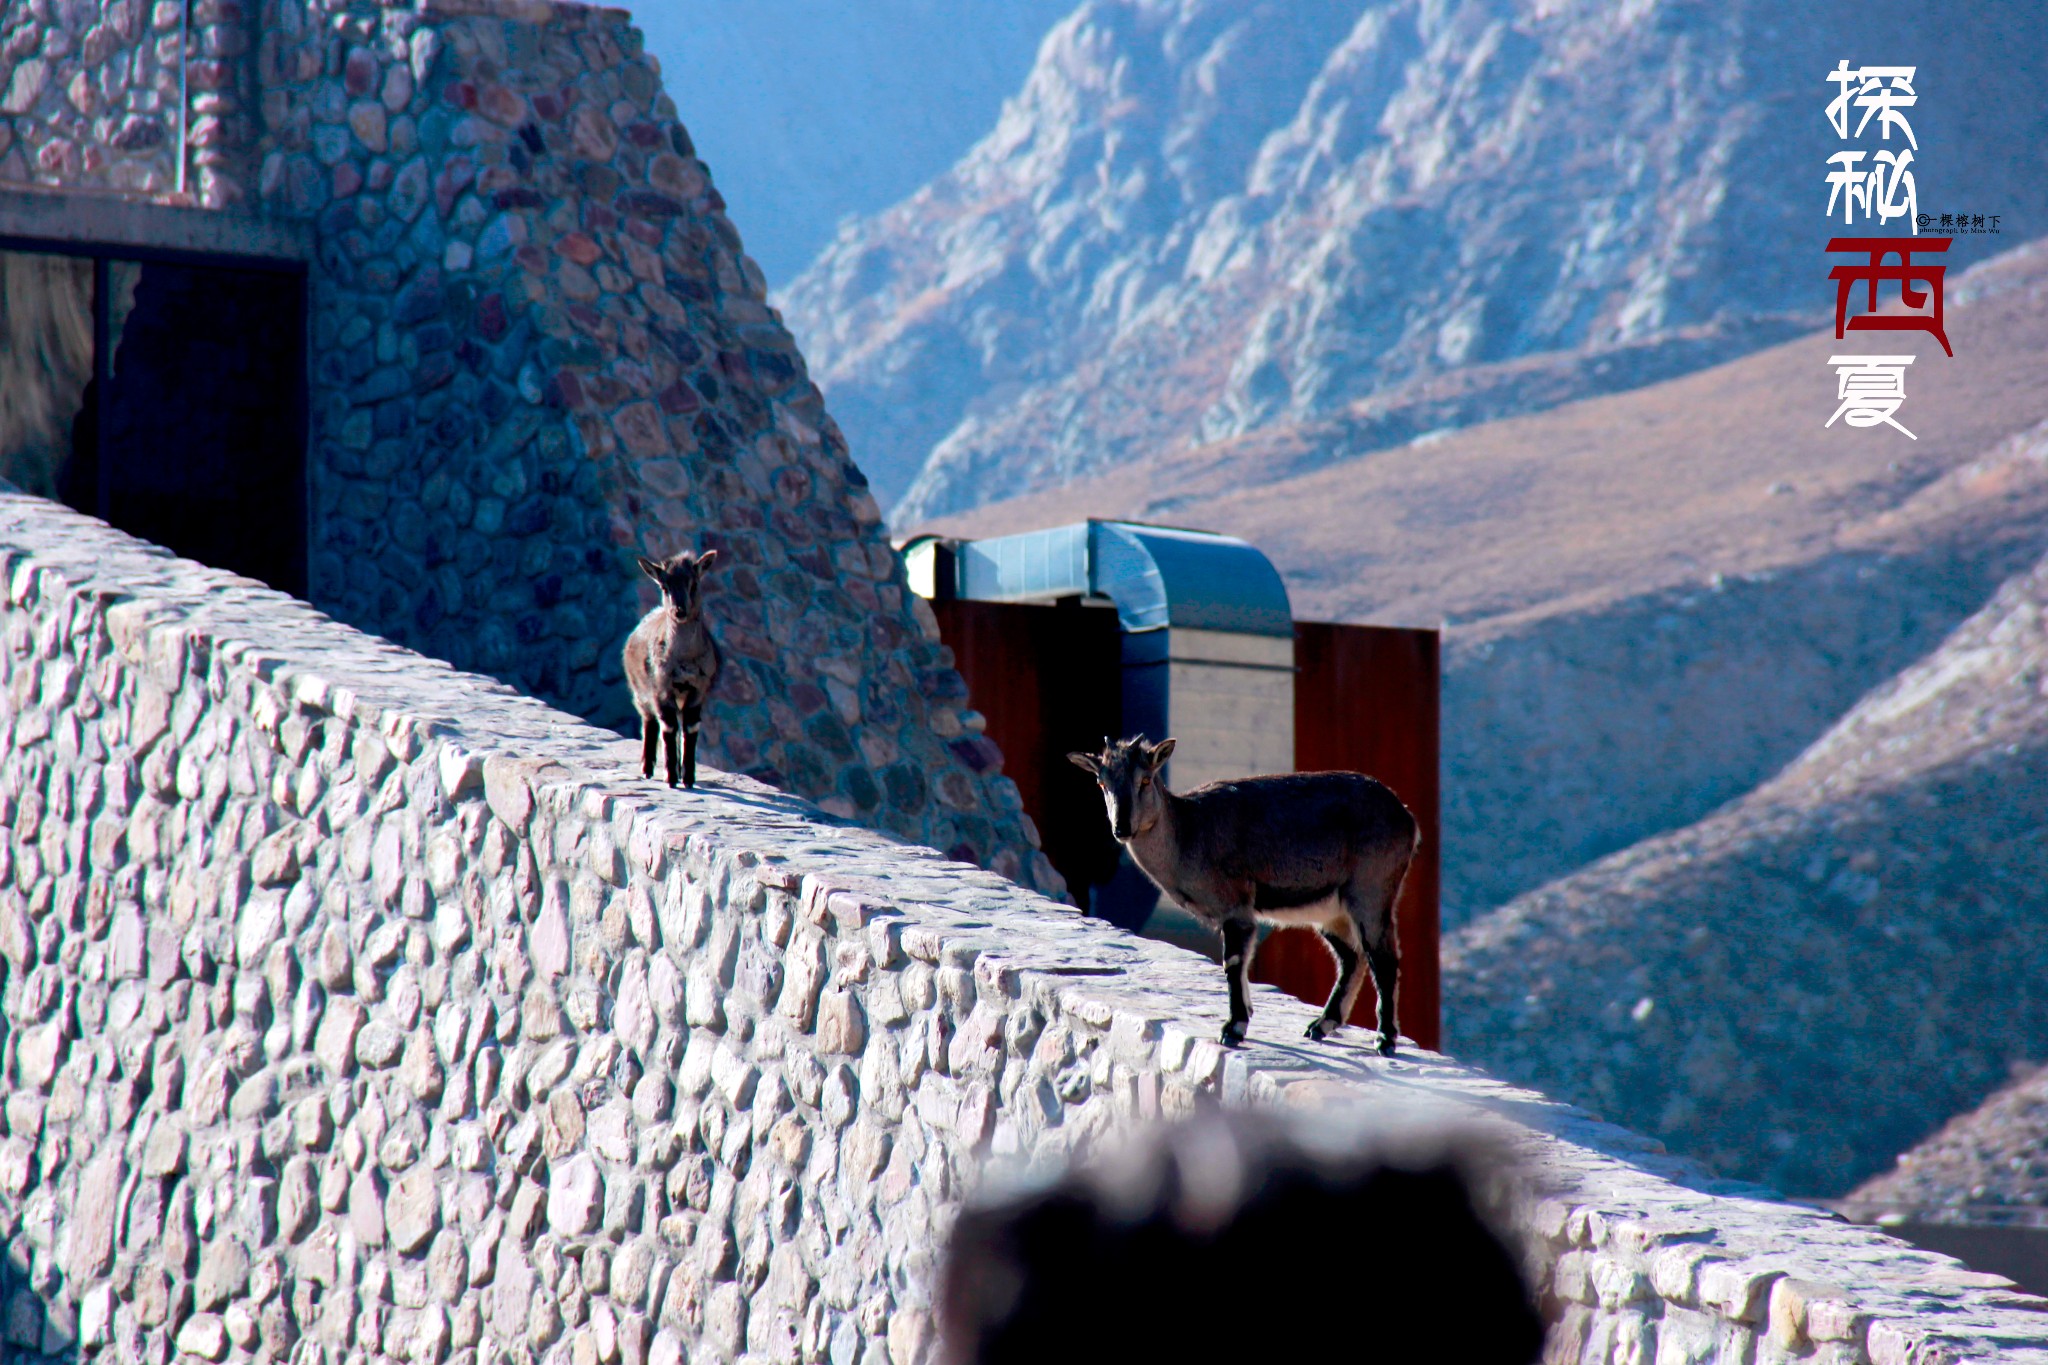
[0,1247,72,1361]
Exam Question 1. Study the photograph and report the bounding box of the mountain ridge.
[779,0,2048,519]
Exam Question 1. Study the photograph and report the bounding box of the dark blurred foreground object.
[939,1109,1543,1364]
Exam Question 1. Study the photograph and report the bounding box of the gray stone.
[433,888,470,952]
[532,896,570,977]
[483,757,534,832]
[0,59,49,116]
[194,1238,250,1310]
[843,1120,890,1184]
[279,1158,318,1243]
[372,824,404,903]
[711,1046,758,1108]
[356,1017,405,1068]
[2,1290,37,1349]
[612,1237,658,1310]
[650,1327,686,1365]
[314,996,365,1075]
[528,1039,574,1095]
[615,953,654,1052]
[175,1312,229,1361]
[705,1282,748,1359]
[819,988,866,1056]
[16,1021,63,1088]
[387,1168,440,1254]
[108,910,145,978]
[67,1151,122,1282]
[648,952,683,1028]
[315,923,353,988]
[685,960,723,1029]
[231,1068,281,1120]
[523,985,564,1041]
[351,1168,386,1246]
[294,1095,334,1150]
[428,1229,468,1301]
[401,1028,443,1100]
[548,1153,603,1236]
[0,899,33,971]
[589,1099,634,1163]
[779,932,828,1029]
[632,1073,673,1125]
[823,1065,859,1129]
[142,1123,187,1177]
[364,919,406,968]
[77,1284,113,1349]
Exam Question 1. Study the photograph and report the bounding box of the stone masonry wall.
[3,0,1057,895]
[1,1,180,197]
[7,501,2048,1364]
[0,0,255,204]
[261,0,1053,892]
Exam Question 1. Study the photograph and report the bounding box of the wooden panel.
[1255,621,1441,1050]
[930,598,1125,911]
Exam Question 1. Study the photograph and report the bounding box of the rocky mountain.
[928,237,2048,920]
[778,0,2048,517]
[635,0,1074,285]
[1440,526,2048,1198]
[1844,1065,2048,1226]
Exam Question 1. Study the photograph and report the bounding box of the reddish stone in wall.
[344,47,377,97]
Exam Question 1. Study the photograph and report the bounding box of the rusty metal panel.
[929,598,1125,910]
[1258,621,1441,1050]
[931,602,1440,1050]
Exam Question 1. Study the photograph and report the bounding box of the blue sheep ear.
[1149,738,1177,767]
[695,549,720,574]
[636,555,663,581]
[1068,751,1102,775]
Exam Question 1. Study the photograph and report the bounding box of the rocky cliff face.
[778,0,2048,517]
[1442,519,2048,1197]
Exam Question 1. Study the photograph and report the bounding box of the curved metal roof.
[948,519,1293,637]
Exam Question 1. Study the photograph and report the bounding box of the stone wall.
[7,497,2048,1364]
[0,0,255,203]
[1,0,179,197]
[2,0,1056,895]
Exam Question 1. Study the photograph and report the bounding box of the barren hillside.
[1441,539,2048,1197]
[1844,1066,2048,1226]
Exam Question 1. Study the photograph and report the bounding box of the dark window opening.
[1,244,308,596]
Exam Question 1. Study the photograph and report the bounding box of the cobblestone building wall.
[2,0,183,197]
[1,0,1058,896]
[6,496,2048,1365]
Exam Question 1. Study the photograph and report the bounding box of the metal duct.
[909,519,1296,789]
